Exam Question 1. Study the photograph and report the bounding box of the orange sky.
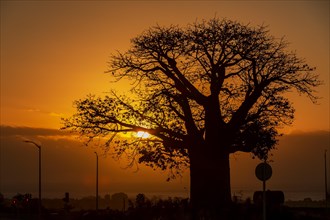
[1,1,329,200]
[1,0,329,132]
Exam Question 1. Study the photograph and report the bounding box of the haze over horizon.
[1,1,329,201]
[1,125,329,201]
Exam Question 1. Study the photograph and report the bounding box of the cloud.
[25,108,41,113]
[23,107,64,118]
[48,112,64,117]
[269,130,330,190]
[228,130,330,200]
[0,125,71,138]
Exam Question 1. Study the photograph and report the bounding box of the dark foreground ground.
[1,205,329,220]
[1,194,330,220]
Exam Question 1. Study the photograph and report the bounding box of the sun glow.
[136,131,150,138]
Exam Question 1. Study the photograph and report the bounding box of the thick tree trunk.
[188,96,233,219]
[189,142,232,219]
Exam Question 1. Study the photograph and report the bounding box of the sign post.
[255,162,272,220]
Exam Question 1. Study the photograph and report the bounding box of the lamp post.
[23,140,41,217]
[94,152,99,213]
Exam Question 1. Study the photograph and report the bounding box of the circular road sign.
[255,162,272,181]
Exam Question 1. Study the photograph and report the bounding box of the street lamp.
[94,152,99,213]
[23,140,41,217]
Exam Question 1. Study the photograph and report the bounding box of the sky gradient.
[1,1,329,200]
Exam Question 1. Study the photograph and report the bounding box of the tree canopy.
[63,18,320,178]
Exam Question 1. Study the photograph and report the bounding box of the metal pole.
[263,165,266,220]
[325,150,328,212]
[94,152,99,213]
[38,146,41,217]
[23,140,41,218]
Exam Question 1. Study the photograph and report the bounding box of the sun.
[136,131,150,138]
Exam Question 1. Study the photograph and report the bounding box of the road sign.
[255,162,272,181]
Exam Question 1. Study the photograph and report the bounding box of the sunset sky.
[1,1,329,200]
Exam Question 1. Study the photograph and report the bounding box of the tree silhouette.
[63,18,320,218]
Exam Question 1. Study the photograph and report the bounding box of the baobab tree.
[63,18,320,218]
